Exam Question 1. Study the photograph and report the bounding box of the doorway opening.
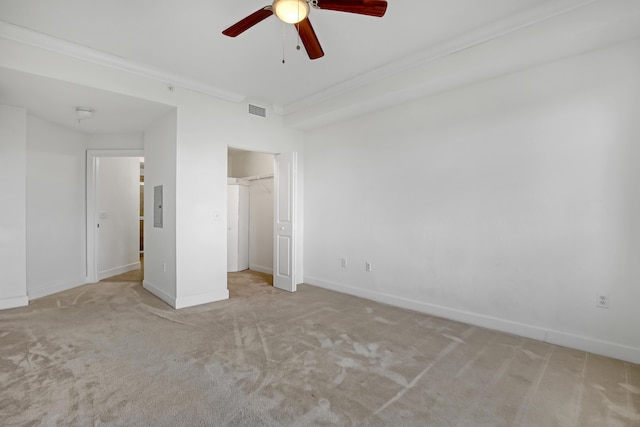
[86,150,144,283]
[227,148,297,292]
[227,148,275,295]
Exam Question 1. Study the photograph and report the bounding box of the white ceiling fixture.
[75,106,94,123]
[273,0,309,24]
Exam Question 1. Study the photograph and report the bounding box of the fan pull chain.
[282,22,286,64]
[296,4,301,51]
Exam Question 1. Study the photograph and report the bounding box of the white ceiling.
[0,0,602,111]
[0,67,175,134]
[0,0,640,132]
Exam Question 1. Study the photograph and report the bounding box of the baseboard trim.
[249,264,273,275]
[143,280,176,308]
[0,295,29,310]
[304,276,640,364]
[174,289,229,309]
[98,261,141,281]
[28,277,90,300]
[142,281,228,309]
[544,330,640,365]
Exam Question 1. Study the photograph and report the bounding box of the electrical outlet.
[365,261,372,272]
[596,293,609,308]
[341,258,348,268]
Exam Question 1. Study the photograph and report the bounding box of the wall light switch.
[214,210,221,221]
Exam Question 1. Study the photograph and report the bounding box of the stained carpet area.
[1,273,639,426]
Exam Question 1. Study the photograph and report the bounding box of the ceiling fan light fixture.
[272,0,309,24]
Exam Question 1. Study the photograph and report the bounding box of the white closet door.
[227,185,239,272]
[227,183,249,272]
[273,152,296,292]
[237,185,249,271]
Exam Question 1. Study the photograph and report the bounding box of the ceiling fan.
[222,0,388,60]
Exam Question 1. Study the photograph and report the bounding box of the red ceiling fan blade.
[316,0,387,17]
[295,18,324,60]
[222,7,273,37]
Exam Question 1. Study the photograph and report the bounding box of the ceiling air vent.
[248,103,267,118]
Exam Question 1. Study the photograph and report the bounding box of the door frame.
[86,149,144,283]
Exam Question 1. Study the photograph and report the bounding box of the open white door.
[273,152,296,292]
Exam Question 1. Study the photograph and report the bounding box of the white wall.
[143,110,177,305]
[89,132,144,150]
[227,150,235,178]
[26,116,145,298]
[228,150,274,178]
[25,115,87,299]
[0,105,28,309]
[303,39,640,363]
[96,156,140,279]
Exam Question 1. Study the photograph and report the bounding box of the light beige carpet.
[1,271,638,426]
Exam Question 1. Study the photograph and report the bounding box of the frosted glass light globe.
[273,0,309,24]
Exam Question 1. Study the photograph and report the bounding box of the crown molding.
[0,20,246,104]
[0,0,599,116]
[283,0,640,129]
[274,0,597,116]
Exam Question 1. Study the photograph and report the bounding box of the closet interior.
[227,148,274,275]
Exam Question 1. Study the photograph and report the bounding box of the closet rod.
[244,173,274,181]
